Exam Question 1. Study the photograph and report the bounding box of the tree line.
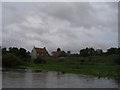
[79,47,120,57]
[2,47,31,67]
[1,47,120,58]
[1,47,120,57]
[59,47,120,57]
[1,46,120,67]
[2,47,30,59]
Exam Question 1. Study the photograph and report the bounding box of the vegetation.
[20,54,120,79]
[2,47,31,67]
[1,46,120,79]
[2,53,23,67]
[34,58,46,64]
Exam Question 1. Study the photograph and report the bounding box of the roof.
[51,51,62,55]
[35,48,48,54]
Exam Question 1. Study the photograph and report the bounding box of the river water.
[2,70,119,88]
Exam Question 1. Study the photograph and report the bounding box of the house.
[51,48,66,57]
[31,46,49,59]
[51,51,62,57]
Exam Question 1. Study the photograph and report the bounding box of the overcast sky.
[2,2,118,53]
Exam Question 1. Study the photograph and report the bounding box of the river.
[2,69,119,88]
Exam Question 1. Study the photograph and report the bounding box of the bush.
[114,55,120,65]
[34,58,46,64]
[2,53,23,67]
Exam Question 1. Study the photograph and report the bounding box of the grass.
[19,54,120,79]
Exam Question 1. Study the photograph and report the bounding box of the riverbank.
[19,55,120,79]
[19,64,119,79]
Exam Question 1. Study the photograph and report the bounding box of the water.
[2,69,119,88]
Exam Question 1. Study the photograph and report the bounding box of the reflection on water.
[2,70,119,88]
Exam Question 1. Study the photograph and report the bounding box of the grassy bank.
[19,54,120,79]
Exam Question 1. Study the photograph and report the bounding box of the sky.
[0,2,1,47]
[2,2,118,53]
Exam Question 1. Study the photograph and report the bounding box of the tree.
[80,47,95,57]
[117,47,120,54]
[80,49,88,57]
[2,47,31,63]
[59,51,66,57]
[0,46,1,55]
[67,51,71,54]
[2,53,23,67]
[9,47,19,56]
[88,48,95,56]
[95,49,103,56]
[2,48,7,55]
[57,48,61,51]
[107,47,117,55]
[19,48,27,58]
[66,51,71,56]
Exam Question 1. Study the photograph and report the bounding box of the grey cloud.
[2,2,118,53]
[0,3,2,46]
[35,2,117,30]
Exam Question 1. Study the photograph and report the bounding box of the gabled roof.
[51,51,62,55]
[35,47,48,54]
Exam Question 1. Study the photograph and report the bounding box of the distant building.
[31,47,49,59]
[51,51,62,57]
[51,48,66,57]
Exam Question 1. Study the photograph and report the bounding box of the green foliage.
[2,53,23,67]
[2,48,7,54]
[34,58,46,64]
[2,46,120,79]
[9,47,19,56]
[118,48,120,54]
[3,47,30,59]
[18,48,30,58]
[20,54,120,79]
[106,47,118,55]
[113,55,120,65]
[59,51,67,57]
[80,47,96,57]
[57,48,61,51]
[79,47,120,57]
[2,47,31,63]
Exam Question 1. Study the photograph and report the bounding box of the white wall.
[31,48,37,59]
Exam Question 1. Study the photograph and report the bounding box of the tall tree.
[9,47,19,56]
[107,47,117,55]
[57,48,61,51]
[80,47,95,57]
[2,48,7,55]
[95,49,103,56]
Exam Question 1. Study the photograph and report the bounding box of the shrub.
[34,58,46,64]
[114,55,120,65]
[2,53,23,67]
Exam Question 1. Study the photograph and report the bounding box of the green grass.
[19,55,120,79]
